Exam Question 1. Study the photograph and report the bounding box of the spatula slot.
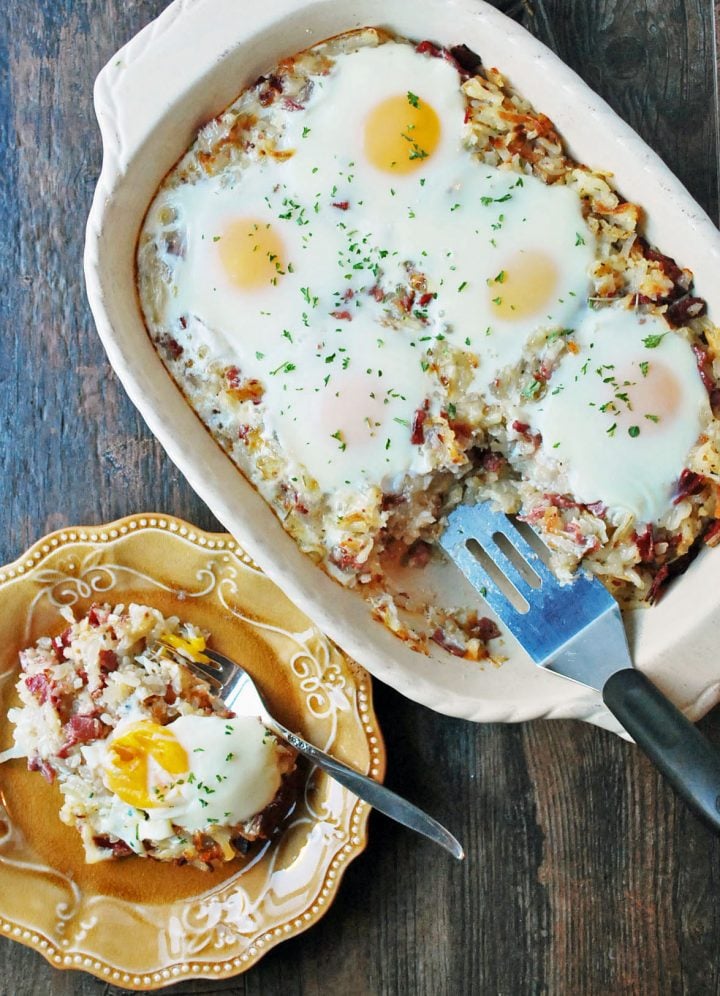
[492,531,542,590]
[512,519,553,567]
[466,538,530,614]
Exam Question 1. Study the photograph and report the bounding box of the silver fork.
[181,647,464,859]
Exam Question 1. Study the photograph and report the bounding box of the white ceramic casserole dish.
[84,0,720,734]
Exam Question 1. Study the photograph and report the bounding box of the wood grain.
[0,2,718,994]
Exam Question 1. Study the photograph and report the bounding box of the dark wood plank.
[0,3,719,995]
[520,0,719,223]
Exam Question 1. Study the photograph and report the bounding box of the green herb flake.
[270,361,296,376]
[642,331,669,349]
[628,425,640,438]
[521,379,542,400]
[407,91,420,108]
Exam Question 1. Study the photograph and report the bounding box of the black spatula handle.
[603,668,720,832]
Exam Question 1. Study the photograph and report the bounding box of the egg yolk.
[105,721,189,810]
[364,94,441,174]
[489,252,559,321]
[160,631,210,663]
[610,359,681,434]
[217,218,286,290]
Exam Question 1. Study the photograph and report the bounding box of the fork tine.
[204,648,241,681]
[183,659,223,687]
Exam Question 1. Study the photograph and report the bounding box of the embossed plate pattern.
[0,514,384,988]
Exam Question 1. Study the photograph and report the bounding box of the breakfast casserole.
[136,28,720,659]
[0,603,298,867]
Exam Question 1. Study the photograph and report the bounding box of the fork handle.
[265,719,464,860]
[603,669,720,832]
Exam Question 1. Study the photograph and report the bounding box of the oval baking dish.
[84,0,720,732]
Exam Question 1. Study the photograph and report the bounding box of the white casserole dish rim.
[84,0,720,736]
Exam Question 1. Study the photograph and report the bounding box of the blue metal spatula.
[440,501,720,831]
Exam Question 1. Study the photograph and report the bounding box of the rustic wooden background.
[1,1,719,993]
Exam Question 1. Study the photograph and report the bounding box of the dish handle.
[93,0,265,169]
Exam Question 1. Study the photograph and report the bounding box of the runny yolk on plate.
[105,720,189,810]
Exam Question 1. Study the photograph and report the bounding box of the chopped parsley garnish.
[628,425,640,437]
[481,194,511,207]
[575,232,586,246]
[642,331,669,349]
[447,402,457,419]
[644,413,660,423]
[547,328,575,342]
[639,360,649,377]
[521,379,542,400]
[331,429,347,451]
[270,361,296,375]
[606,423,617,437]
[300,286,318,307]
[458,281,468,292]
[407,91,420,108]
[302,126,311,138]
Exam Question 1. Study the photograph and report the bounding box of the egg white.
[528,307,710,523]
[82,714,282,846]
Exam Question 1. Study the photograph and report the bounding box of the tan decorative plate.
[0,514,384,988]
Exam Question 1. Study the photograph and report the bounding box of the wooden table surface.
[1,1,719,993]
